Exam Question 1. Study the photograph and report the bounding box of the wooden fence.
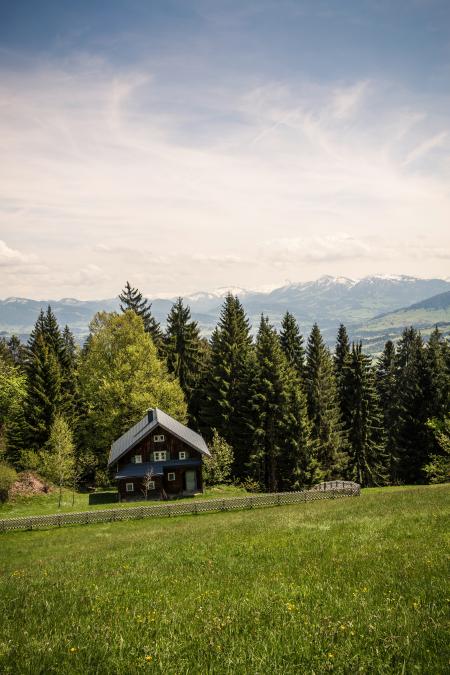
[0,482,360,532]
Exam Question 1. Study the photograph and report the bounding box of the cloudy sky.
[1,0,449,299]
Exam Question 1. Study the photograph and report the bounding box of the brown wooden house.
[108,408,210,501]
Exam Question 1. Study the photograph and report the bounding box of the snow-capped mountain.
[1,275,449,343]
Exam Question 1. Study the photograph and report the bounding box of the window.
[167,472,176,481]
[154,434,165,443]
[153,450,167,461]
[179,451,187,460]
[148,480,155,490]
[132,454,142,464]
[126,482,134,493]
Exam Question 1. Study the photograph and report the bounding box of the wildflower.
[362,587,368,593]
[69,647,78,653]
[144,655,153,662]
[327,653,335,659]
[286,602,297,611]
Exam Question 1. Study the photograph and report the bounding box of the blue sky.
[0,0,449,298]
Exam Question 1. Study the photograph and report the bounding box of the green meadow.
[0,485,448,674]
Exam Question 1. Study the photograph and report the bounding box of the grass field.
[0,485,448,674]
[0,484,248,519]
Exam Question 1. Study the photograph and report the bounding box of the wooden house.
[108,408,210,501]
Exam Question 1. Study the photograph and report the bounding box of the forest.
[0,281,449,499]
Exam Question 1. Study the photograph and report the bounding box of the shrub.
[0,462,17,502]
[203,430,234,487]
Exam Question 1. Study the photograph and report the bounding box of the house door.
[185,470,197,492]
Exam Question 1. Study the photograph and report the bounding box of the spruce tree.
[376,340,398,481]
[279,311,305,382]
[394,327,429,483]
[248,317,317,491]
[334,323,350,383]
[199,294,252,458]
[305,323,346,479]
[248,317,290,491]
[119,281,164,351]
[165,298,202,403]
[341,343,387,486]
[24,332,62,450]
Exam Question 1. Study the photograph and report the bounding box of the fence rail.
[0,482,360,532]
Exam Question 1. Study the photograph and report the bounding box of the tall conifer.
[165,298,202,402]
[279,311,305,382]
[119,281,164,351]
[376,340,398,481]
[199,294,252,460]
[341,343,387,486]
[305,324,346,479]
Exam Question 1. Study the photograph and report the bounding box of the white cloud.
[403,131,449,166]
[0,58,449,298]
[262,233,373,264]
[0,240,35,267]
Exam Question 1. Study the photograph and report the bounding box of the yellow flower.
[327,653,335,659]
[145,656,153,662]
[69,647,78,653]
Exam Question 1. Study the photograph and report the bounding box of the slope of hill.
[1,275,449,344]
[354,290,450,353]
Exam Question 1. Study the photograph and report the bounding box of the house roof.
[108,408,210,466]
[115,458,202,479]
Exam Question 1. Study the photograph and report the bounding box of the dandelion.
[144,655,153,662]
[327,653,335,659]
[69,647,78,653]
[286,602,297,612]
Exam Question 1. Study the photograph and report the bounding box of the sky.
[0,0,449,300]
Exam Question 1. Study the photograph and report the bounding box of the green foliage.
[341,343,387,486]
[119,281,164,351]
[199,294,252,451]
[279,311,305,381]
[165,298,203,402]
[202,430,234,486]
[0,355,26,459]
[41,415,76,487]
[79,311,186,461]
[305,324,346,479]
[423,416,450,484]
[0,462,17,502]
[248,317,317,491]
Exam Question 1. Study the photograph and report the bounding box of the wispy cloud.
[0,56,449,298]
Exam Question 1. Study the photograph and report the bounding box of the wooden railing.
[0,482,360,532]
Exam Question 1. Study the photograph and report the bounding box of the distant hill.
[1,275,450,347]
[355,290,450,353]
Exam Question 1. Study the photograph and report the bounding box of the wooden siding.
[115,426,204,500]
[116,425,203,469]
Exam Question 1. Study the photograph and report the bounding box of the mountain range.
[1,275,449,353]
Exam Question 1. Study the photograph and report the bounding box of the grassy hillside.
[0,485,448,673]
[0,484,247,519]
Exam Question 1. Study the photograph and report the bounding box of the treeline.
[0,282,449,493]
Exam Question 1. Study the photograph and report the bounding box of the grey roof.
[115,458,202,479]
[108,408,210,466]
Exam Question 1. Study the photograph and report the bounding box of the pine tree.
[119,281,164,351]
[305,324,346,479]
[248,317,290,491]
[248,317,317,491]
[334,323,350,383]
[394,327,429,483]
[24,332,62,450]
[376,340,398,481]
[341,343,387,486]
[279,311,305,381]
[165,298,202,402]
[199,294,252,456]
[280,380,319,489]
